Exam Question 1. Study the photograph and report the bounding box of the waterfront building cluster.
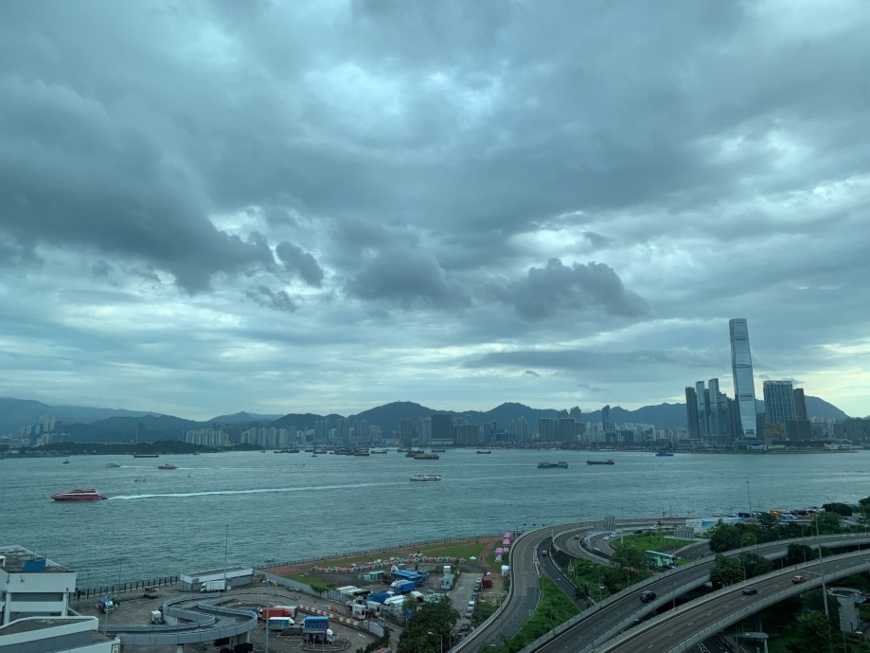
[682,318,861,450]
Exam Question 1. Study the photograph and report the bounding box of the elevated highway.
[599,550,870,652]
[458,521,870,653]
[101,593,256,647]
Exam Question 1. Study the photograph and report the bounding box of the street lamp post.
[746,481,753,518]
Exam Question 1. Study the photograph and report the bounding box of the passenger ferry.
[51,488,108,501]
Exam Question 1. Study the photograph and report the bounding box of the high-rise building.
[685,386,700,439]
[763,381,796,425]
[729,318,758,438]
[793,388,808,421]
[601,405,616,433]
[398,419,414,448]
[695,381,710,437]
[431,413,454,443]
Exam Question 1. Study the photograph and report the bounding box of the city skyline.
[1,2,870,420]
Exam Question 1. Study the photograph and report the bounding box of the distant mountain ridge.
[0,394,854,441]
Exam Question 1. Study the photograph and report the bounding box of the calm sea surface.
[2,449,868,587]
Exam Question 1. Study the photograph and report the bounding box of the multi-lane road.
[599,550,870,652]
[460,522,870,653]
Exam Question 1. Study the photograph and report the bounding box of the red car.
[792,575,808,584]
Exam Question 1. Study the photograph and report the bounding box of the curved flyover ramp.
[103,593,256,647]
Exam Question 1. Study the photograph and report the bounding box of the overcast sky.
[1,1,869,420]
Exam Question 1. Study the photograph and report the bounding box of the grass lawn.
[309,539,495,567]
[619,531,694,555]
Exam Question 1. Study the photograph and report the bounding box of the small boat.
[476,450,492,454]
[133,453,159,458]
[157,464,177,470]
[63,459,70,464]
[586,459,615,465]
[410,475,442,482]
[431,449,446,453]
[106,462,122,468]
[51,488,107,501]
[371,449,389,454]
[655,452,675,457]
[414,452,440,460]
[538,461,569,469]
[134,478,146,482]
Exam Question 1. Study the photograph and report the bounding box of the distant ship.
[538,461,569,469]
[413,452,440,460]
[157,464,177,470]
[655,452,675,457]
[586,459,615,466]
[476,450,492,454]
[405,449,425,458]
[133,453,159,458]
[51,488,107,501]
[410,475,441,482]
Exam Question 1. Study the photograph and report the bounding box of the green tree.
[785,543,816,566]
[610,541,647,571]
[786,611,832,653]
[739,552,773,579]
[710,554,743,587]
[396,599,459,653]
[756,512,778,532]
[822,502,853,516]
[858,496,870,523]
[815,511,842,535]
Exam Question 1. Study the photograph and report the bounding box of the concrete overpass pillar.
[176,644,184,653]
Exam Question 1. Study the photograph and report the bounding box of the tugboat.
[51,488,107,501]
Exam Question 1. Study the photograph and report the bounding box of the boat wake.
[109,481,406,500]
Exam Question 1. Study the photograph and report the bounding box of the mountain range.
[0,395,852,443]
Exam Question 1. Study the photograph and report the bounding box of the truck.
[391,580,416,594]
[303,629,334,644]
[303,615,330,631]
[200,579,227,592]
[97,597,115,614]
[142,587,160,599]
[259,607,294,621]
[267,617,294,632]
[150,610,164,624]
[392,569,429,585]
[367,591,391,604]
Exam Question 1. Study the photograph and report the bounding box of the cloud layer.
[1,0,869,419]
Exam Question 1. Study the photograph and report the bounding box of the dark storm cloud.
[275,242,324,287]
[346,247,469,309]
[0,0,869,416]
[0,77,279,293]
[493,258,650,321]
[245,286,297,313]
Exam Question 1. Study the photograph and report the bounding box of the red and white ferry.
[50,488,108,501]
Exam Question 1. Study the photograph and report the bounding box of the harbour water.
[2,449,867,587]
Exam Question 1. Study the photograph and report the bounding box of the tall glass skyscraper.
[763,381,796,424]
[729,318,758,438]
